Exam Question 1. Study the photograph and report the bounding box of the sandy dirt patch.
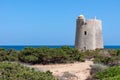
[30,60,93,80]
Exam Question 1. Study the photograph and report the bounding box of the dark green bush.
[0,62,56,80]
[90,64,108,75]
[93,49,120,66]
[19,46,85,64]
[0,48,19,61]
[103,75,120,80]
[0,48,8,61]
[1,47,120,65]
[94,66,120,80]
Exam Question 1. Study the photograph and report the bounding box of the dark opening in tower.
[84,31,87,35]
[84,47,86,50]
[85,22,87,25]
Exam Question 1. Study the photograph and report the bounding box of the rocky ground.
[29,60,93,80]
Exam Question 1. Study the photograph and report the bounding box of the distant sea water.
[0,45,120,50]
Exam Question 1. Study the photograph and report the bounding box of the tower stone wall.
[75,15,103,50]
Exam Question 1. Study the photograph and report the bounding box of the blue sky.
[0,0,120,45]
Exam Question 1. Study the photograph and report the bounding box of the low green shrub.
[0,48,19,61]
[90,63,108,75]
[103,75,120,80]
[1,47,120,65]
[94,66,120,80]
[0,62,56,80]
[19,46,85,64]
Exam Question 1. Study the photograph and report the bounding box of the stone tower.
[75,15,103,50]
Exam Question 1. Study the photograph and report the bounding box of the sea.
[0,45,120,50]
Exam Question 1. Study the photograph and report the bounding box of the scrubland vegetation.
[85,49,120,80]
[0,46,85,64]
[0,62,56,80]
[1,46,120,80]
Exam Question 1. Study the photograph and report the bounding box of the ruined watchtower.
[75,15,103,50]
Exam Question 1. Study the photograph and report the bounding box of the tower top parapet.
[78,15,85,19]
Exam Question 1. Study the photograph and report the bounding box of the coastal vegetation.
[91,66,120,80]
[1,46,120,80]
[0,62,56,80]
[0,46,85,64]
